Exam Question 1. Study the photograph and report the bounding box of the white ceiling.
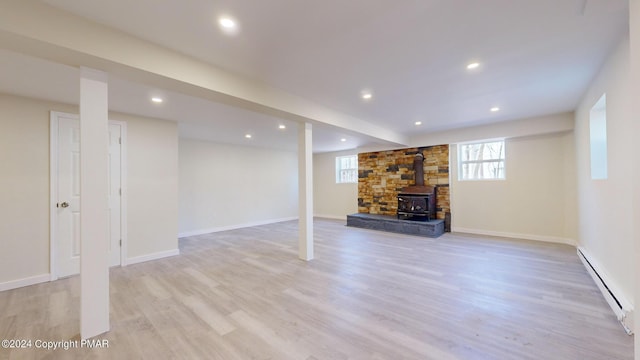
[1,0,630,152]
[0,48,380,152]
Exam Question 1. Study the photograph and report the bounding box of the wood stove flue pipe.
[414,152,424,186]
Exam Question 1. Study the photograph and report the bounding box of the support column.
[298,122,314,261]
[80,67,110,339]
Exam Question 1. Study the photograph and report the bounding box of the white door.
[56,115,82,277]
[55,114,122,278]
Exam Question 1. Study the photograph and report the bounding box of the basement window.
[590,94,607,180]
[336,155,358,183]
[458,140,505,180]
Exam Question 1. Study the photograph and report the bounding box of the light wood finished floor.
[0,219,634,359]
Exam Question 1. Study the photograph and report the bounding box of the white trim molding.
[0,274,50,292]
[49,111,63,281]
[577,246,634,334]
[452,227,576,246]
[178,217,298,238]
[110,120,128,267]
[127,249,180,266]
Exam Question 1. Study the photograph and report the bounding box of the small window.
[336,155,358,183]
[458,140,505,180]
[590,94,607,180]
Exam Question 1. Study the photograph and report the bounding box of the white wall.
[450,132,577,244]
[574,36,634,307]
[112,113,179,260]
[0,93,179,287]
[0,95,72,284]
[407,111,578,244]
[178,139,298,236]
[313,150,358,219]
[630,0,640,355]
[354,112,578,244]
[350,112,578,243]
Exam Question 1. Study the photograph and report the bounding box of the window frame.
[458,140,506,181]
[335,155,358,184]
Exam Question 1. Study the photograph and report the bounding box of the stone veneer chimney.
[357,145,450,219]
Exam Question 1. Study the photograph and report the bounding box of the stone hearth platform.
[346,213,445,238]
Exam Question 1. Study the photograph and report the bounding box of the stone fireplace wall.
[358,145,450,219]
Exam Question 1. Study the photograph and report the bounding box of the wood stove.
[397,192,435,220]
[397,152,437,220]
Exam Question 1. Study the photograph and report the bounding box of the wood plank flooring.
[0,219,634,359]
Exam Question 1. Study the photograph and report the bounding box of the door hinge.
[119,188,121,196]
[120,239,122,246]
[119,137,121,144]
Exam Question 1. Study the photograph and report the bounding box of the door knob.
[59,202,69,208]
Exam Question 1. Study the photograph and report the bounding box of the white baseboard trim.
[452,227,576,246]
[314,214,347,221]
[0,273,50,292]
[127,249,180,265]
[577,246,634,334]
[178,217,298,238]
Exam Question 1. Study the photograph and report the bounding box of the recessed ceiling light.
[340,138,347,142]
[245,134,252,139]
[218,16,239,34]
[466,62,480,70]
[361,90,373,100]
[415,121,422,126]
[151,97,163,103]
[490,107,500,112]
[219,17,236,29]
[278,124,286,130]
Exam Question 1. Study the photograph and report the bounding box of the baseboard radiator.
[577,247,633,335]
